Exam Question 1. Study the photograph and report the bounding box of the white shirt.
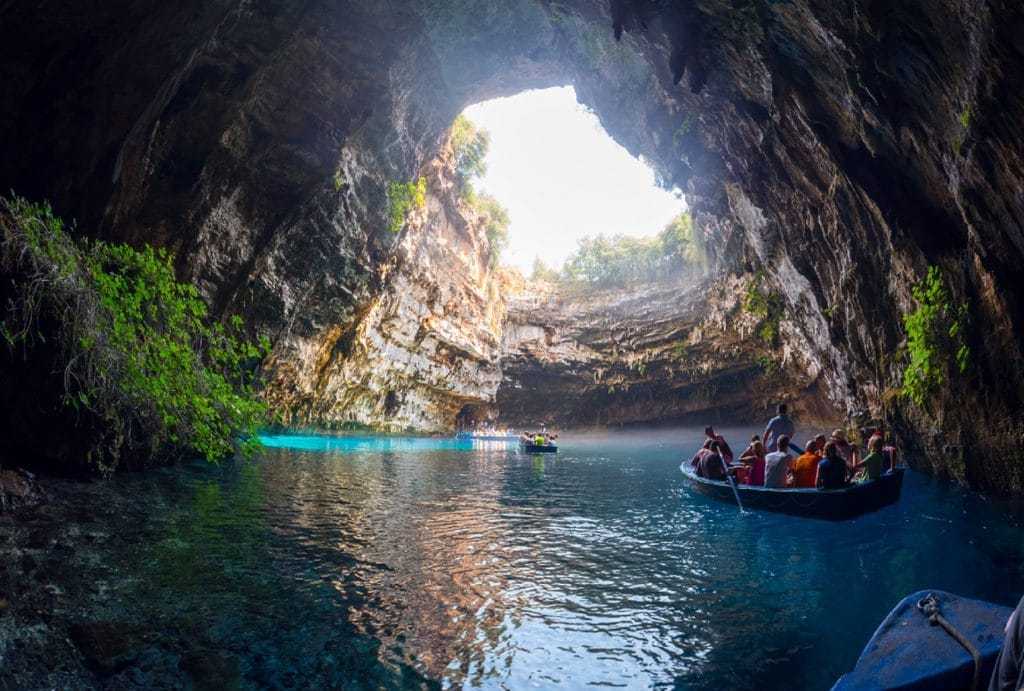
[764,450,794,487]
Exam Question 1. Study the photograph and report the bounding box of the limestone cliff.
[2,1,1023,491]
[263,148,506,433]
[497,275,835,429]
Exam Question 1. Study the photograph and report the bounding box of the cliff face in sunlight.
[262,148,507,433]
[497,276,835,429]
[2,1,1023,490]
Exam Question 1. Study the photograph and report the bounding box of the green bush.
[742,271,784,345]
[0,195,269,472]
[447,115,511,267]
[464,190,509,268]
[450,115,490,188]
[901,266,970,408]
[529,256,560,283]
[387,178,427,233]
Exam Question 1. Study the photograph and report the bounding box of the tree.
[449,115,490,191]
[465,191,509,268]
[560,212,698,287]
[530,256,560,283]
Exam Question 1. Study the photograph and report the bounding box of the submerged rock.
[0,469,43,512]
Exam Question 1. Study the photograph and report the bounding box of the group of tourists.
[521,431,558,446]
[689,404,900,490]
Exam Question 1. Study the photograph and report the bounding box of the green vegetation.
[742,271,785,345]
[0,196,269,473]
[529,256,560,283]
[450,115,490,185]
[757,354,780,377]
[560,212,699,288]
[387,178,427,233]
[465,190,509,268]
[448,115,510,267]
[901,265,970,408]
[954,105,973,154]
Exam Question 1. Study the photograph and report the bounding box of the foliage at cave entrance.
[387,178,427,233]
[901,266,971,409]
[0,196,269,473]
[560,212,698,287]
[448,115,510,267]
[742,271,784,345]
[450,114,490,185]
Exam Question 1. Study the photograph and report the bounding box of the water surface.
[12,427,1024,689]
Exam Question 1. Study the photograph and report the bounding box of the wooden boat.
[833,590,1012,690]
[520,442,558,453]
[679,464,905,520]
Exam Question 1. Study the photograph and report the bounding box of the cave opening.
[456,85,689,279]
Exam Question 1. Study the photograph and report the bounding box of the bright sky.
[462,86,686,274]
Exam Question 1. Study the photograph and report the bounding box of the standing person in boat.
[762,403,795,453]
[704,426,734,464]
[788,435,826,488]
[763,435,795,488]
[738,435,767,486]
[816,441,849,489]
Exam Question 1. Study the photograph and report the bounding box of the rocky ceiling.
[2,0,1023,490]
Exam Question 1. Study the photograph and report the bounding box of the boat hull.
[521,443,558,453]
[833,590,1012,690]
[680,465,904,520]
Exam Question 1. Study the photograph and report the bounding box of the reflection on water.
[56,428,1024,688]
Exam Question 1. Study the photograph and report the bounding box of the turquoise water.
[24,427,1024,689]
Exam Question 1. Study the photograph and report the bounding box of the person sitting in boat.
[867,427,900,472]
[830,428,858,470]
[696,441,728,481]
[816,441,849,490]
[763,435,795,488]
[703,426,734,464]
[534,433,547,446]
[690,439,714,470]
[788,434,826,488]
[849,436,885,482]
[738,435,766,485]
[762,403,795,453]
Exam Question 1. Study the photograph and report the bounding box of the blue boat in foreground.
[680,465,905,520]
[833,590,1012,690]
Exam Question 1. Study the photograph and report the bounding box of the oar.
[721,455,746,514]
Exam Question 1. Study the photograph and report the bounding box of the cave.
[2,0,1024,491]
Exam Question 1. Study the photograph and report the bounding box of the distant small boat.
[833,590,1012,690]
[455,432,519,442]
[679,464,904,520]
[520,442,558,454]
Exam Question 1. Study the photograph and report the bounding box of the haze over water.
[42,428,1024,689]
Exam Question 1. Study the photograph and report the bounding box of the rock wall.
[1,1,1023,490]
[497,275,835,429]
[263,147,507,433]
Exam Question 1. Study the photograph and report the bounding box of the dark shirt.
[698,452,727,480]
[990,594,1024,691]
[816,456,847,490]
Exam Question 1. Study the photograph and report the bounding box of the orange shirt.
[790,452,822,488]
